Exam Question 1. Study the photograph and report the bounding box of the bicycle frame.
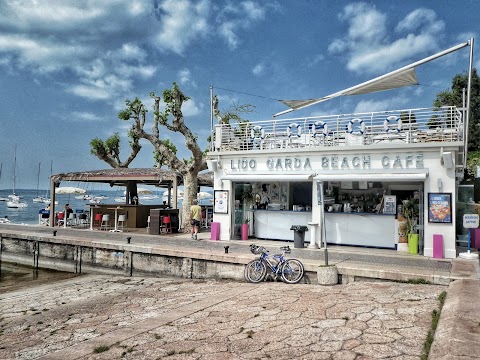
[258,250,287,275]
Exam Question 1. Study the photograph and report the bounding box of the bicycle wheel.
[280,259,304,284]
[244,259,267,283]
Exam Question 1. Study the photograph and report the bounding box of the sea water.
[0,189,212,225]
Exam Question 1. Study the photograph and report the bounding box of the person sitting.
[65,203,73,214]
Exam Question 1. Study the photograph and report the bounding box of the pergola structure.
[48,168,213,227]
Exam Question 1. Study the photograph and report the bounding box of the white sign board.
[463,214,479,228]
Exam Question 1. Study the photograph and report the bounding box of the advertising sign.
[428,193,452,223]
[383,195,397,215]
[214,190,229,214]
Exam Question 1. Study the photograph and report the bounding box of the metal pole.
[210,85,214,152]
[464,38,474,167]
[319,181,328,266]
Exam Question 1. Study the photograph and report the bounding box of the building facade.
[207,106,465,259]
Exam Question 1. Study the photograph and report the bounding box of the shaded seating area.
[47,168,213,231]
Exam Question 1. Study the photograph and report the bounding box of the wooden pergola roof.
[47,168,213,228]
[51,168,214,187]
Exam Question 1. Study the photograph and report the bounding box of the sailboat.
[43,160,57,205]
[33,162,46,203]
[0,163,9,201]
[7,145,28,208]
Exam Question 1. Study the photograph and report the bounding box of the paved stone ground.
[0,274,445,359]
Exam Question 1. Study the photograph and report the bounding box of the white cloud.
[178,68,197,87]
[252,63,264,76]
[70,111,104,122]
[68,85,111,100]
[154,0,210,55]
[329,3,445,75]
[353,96,409,113]
[307,54,325,68]
[395,8,443,34]
[182,98,202,116]
[215,1,273,49]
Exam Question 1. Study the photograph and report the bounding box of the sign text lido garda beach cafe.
[206,39,476,259]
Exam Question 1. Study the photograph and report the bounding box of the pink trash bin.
[210,222,220,240]
[433,234,443,258]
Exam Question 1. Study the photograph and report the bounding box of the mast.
[36,162,41,197]
[12,144,17,195]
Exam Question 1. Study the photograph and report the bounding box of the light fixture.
[207,159,218,171]
[441,152,454,169]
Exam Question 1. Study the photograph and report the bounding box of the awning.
[221,174,314,182]
[274,40,470,117]
[279,68,418,112]
[313,170,428,182]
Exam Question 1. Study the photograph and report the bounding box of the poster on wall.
[428,193,452,223]
[214,190,229,214]
[383,195,397,215]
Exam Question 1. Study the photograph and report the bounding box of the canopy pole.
[210,85,214,152]
[464,38,474,167]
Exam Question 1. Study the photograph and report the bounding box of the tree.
[432,69,480,150]
[432,69,480,181]
[90,108,143,201]
[91,84,253,231]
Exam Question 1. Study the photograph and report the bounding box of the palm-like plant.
[402,197,419,237]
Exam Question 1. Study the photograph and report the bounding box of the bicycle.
[244,244,304,284]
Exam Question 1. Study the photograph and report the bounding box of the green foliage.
[433,68,480,151]
[90,133,120,157]
[421,291,447,359]
[93,345,110,353]
[153,139,177,166]
[212,94,256,125]
[118,97,147,121]
[438,291,447,306]
[466,150,480,180]
[402,197,419,236]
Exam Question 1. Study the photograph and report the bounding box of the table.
[108,207,123,232]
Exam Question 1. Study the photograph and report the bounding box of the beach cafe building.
[206,40,475,259]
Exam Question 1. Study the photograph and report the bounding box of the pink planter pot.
[241,224,249,240]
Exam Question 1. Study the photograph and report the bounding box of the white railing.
[214,106,463,151]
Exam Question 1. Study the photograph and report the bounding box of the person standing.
[190,199,202,240]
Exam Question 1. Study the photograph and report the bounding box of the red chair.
[57,212,65,226]
[94,213,103,229]
[161,216,172,234]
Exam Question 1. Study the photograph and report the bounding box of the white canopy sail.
[274,40,470,117]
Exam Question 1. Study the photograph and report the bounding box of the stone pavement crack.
[37,283,257,360]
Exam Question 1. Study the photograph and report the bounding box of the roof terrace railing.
[213,106,463,152]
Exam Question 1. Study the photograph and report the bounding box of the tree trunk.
[181,170,199,232]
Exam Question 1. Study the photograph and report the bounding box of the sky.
[0,0,479,189]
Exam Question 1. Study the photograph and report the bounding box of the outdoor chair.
[160,216,172,234]
[93,213,103,229]
[100,214,110,231]
[57,212,65,226]
[117,214,127,232]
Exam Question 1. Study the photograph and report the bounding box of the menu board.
[428,193,452,223]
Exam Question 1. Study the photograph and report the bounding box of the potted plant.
[402,197,419,254]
